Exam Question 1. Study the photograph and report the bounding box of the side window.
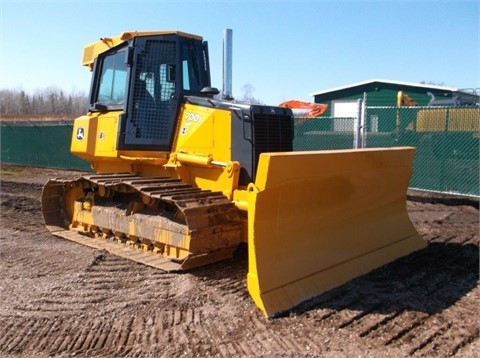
[182,60,190,90]
[181,42,203,92]
[97,49,127,104]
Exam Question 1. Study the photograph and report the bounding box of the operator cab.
[88,33,213,150]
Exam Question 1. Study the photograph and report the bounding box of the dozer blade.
[246,147,426,317]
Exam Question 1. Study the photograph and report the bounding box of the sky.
[0,0,478,106]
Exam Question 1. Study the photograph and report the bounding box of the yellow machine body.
[42,30,426,318]
[70,103,240,200]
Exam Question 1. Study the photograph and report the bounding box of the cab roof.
[82,30,203,70]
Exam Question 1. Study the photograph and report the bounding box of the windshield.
[96,48,128,105]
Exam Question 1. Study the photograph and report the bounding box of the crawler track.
[41,174,243,271]
[1,167,479,357]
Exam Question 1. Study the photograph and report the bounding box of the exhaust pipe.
[222,28,233,100]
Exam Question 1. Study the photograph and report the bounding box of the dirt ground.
[0,164,479,358]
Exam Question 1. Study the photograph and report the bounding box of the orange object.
[278,100,328,123]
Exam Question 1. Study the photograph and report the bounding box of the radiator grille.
[252,112,293,171]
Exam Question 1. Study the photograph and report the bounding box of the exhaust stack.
[222,28,233,100]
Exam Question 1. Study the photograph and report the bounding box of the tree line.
[0,83,263,118]
[0,88,88,118]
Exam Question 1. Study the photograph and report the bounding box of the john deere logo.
[76,127,85,141]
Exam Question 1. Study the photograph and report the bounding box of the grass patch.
[0,170,20,176]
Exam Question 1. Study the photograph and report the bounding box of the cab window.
[97,49,128,104]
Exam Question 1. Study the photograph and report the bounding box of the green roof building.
[310,79,478,117]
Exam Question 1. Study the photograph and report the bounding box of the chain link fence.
[1,121,91,171]
[294,105,479,197]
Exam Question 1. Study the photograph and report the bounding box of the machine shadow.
[189,243,249,280]
[190,241,478,318]
[289,242,479,317]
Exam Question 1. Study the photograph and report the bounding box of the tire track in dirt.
[328,242,479,355]
[1,312,205,357]
[1,174,479,357]
[406,289,480,357]
[282,210,479,357]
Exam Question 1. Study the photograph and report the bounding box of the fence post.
[354,95,367,148]
[361,92,367,147]
[354,99,362,148]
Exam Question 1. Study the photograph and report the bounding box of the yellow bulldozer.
[41,30,426,317]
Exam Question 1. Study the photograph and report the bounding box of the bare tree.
[239,83,264,104]
[0,88,88,117]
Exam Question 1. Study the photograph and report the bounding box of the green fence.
[1,122,91,171]
[1,108,479,197]
[294,106,479,197]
